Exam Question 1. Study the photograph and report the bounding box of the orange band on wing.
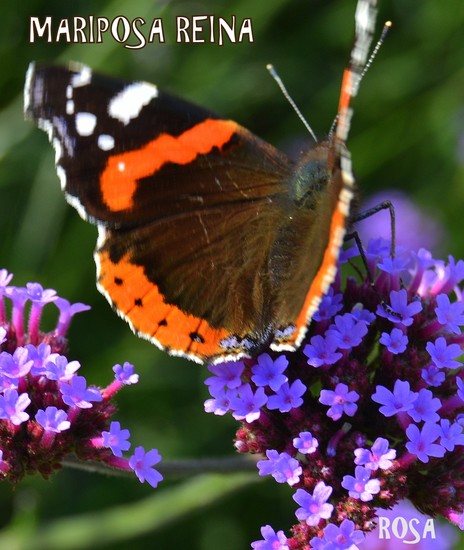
[338,69,353,113]
[97,250,232,362]
[100,119,237,212]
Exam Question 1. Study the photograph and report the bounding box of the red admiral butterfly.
[24,0,379,364]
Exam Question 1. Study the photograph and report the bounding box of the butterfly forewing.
[24,0,378,363]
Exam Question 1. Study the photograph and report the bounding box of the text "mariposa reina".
[29,16,254,48]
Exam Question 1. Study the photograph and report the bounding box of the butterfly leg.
[350,200,396,258]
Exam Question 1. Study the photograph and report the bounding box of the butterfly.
[24,0,379,365]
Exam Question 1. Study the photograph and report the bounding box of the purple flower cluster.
[0,270,162,488]
[204,240,464,549]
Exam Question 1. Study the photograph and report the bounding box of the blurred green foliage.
[0,0,463,548]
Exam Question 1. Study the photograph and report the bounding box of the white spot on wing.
[52,136,63,164]
[56,165,67,191]
[108,82,158,125]
[24,62,35,113]
[65,192,89,221]
[71,65,92,88]
[66,100,74,115]
[118,162,125,172]
[98,134,115,151]
[96,224,109,251]
[75,112,97,136]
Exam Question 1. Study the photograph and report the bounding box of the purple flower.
[372,380,417,417]
[365,237,392,261]
[351,306,376,324]
[54,298,91,337]
[204,386,235,416]
[379,328,408,354]
[0,389,31,425]
[438,419,464,452]
[35,406,70,433]
[112,362,139,385]
[432,256,464,295]
[102,421,131,457]
[435,293,464,334]
[129,446,163,488]
[354,437,396,471]
[339,244,360,264]
[0,373,18,392]
[44,355,80,382]
[422,364,445,387]
[293,481,334,526]
[405,422,446,463]
[257,450,302,486]
[447,510,464,531]
[293,431,319,454]
[313,288,343,321]
[230,384,267,423]
[426,337,463,369]
[60,376,103,408]
[26,343,58,376]
[319,383,359,421]
[204,361,245,393]
[310,519,365,550]
[251,353,288,391]
[5,286,28,344]
[378,254,411,277]
[407,388,442,423]
[0,269,157,488]
[251,525,289,550]
[0,269,13,291]
[342,466,381,501]
[0,348,33,378]
[24,282,57,304]
[267,379,306,412]
[304,333,342,367]
[377,289,423,326]
[326,313,368,350]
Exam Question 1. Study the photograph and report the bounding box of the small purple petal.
[35,406,70,433]
[102,421,131,457]
[267,379,306,413]
[251,353,288,391]
[319,383,359,421]
[0,389,31,425]
[257,450,302,486]
[113,362,139,385]
[342,465,381,501]
[379,328,408,354]
[251,525,289,550]
[60,376,102,408]
[293,481,334,526]
[406,422,446,463]
[129,446,163,488]
[230,384,267,423]
[427,337,463,369]
[372,380,417,417]
[293,431,319,454]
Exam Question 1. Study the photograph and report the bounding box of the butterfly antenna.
[329,20,392,138]
[266,63,318,143]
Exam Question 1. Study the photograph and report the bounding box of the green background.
[0,0,463,548]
